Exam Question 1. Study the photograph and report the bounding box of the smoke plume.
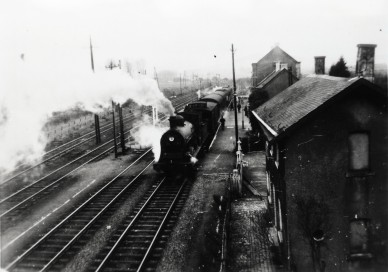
[0,54,174,175]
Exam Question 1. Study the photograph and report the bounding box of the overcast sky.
[1,0,387,78]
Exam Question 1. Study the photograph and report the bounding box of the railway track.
[4,162,191,272]
[1,93,196,270]
[3,149,155,271]
[0,94,196,229]
[91,177,190,272]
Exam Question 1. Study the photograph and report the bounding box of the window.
[280,63,288,70]
[349,219,371,258]
[266,171,272,204]
[275,144,279,168]
[348,132,369,171]
[278,199,283,243]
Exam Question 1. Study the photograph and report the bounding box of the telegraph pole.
[90,37,95,72]
[112,101,118,158]
[154,67,160,89]
[180,74,182,95]
[90,36,101,145]
[232,44,238,146]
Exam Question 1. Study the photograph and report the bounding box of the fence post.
[94,114,101,144]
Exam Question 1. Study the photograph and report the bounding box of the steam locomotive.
[153,87,232,174]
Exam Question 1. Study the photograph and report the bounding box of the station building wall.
[267,87,387,271]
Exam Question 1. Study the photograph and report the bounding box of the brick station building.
[251,75,387,271]
[251,45,300,88]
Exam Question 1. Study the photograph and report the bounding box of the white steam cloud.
[0,55,174,174]
[130,115,169,161]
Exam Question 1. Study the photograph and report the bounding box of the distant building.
[251,46,301,87]
[251,75,387,271]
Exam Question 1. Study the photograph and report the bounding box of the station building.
[251,75,387,271]
[250,46,300,116]
[251,45,300,88]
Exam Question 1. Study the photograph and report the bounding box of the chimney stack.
[356,44,377,82]
[275,61,281,72]
[314,56,326,75]
[169,115,184,128]
[295,62,301,79]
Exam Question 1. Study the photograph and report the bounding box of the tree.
[248,87,269,110]
[329,56,351,77]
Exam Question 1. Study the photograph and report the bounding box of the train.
[153,87,233,174]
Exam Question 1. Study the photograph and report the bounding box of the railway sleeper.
[133,207,168,212]
[44,239,70,245]
[69,217,95,223]
[116,246,148,251]
[20,257,49,265]
[11,262,46,271]
[146,203,171,207]
[122,239,153,246]
[132,224,159,229]
[52,233,79,240]
[145,258,161,266]
[38,243,67,250]
[141,211,167,216]
[131,229,158,234]
[126,233,155,239]
[84,207,107,211]
[88,204,109,208]
[112,252,146,259]
[124,219,161,225]
[138,215,164,220]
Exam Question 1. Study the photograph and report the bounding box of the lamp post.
[231,44,238,147]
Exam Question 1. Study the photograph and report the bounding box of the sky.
[1,0,387,79]
[0,0,386,173]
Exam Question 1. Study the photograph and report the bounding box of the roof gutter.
[251,111,278,137]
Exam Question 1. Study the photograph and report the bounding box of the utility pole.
[90,37,95,72]
[118,103,126,154]
[180,74,182,95]
[112,101,118,158]
[232,44,238,147]
[154,67,160,89]
[90,37,102,145]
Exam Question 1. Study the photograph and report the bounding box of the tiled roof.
[254,75,359,136]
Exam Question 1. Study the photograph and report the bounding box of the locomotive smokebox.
[169,115,184,128]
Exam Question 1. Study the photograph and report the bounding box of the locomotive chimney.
[314,56,325,75]
[356,44,377,82]
[169,115,184,128]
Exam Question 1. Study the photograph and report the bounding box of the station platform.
[207,105,285,271]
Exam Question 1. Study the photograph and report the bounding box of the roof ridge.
[257,69,277,87]
[258,68,288,88]
[255,45,299,64]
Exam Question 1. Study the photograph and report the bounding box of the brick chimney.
[275,61,281,72]
[356,44,377,82]
[314,56,325,75]
[295,62,301,79]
